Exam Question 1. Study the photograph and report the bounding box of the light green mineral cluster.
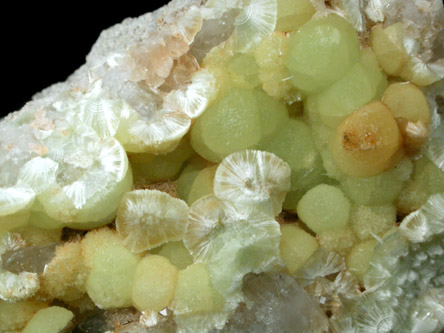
[0,0,443,332]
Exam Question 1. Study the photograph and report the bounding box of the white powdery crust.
[0,0,443,331]
[32,0,205,103]
[87,0,204,63]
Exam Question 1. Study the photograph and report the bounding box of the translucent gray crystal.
[190,9,238,62]
[218,273,328,333]
[72,310,111,333]
[72,308,177,333]
[1,242,58,274]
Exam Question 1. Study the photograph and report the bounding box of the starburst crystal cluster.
[0,0,444,332]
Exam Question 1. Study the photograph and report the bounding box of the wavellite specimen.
[0,0,443,332]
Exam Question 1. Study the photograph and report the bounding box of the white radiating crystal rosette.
[0,0,443,331]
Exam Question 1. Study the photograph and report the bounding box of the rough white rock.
[0,0,443,331]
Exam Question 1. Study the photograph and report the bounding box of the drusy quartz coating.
[0,0,444,332]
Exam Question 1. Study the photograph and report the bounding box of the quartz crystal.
[217,273,329,332]
[1,242,57,274]
[0,0,443,332]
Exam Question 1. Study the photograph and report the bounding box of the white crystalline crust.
[334,231,444,332]
[1,0,225,229]
[86,0,204,65]
[0,0,443,332]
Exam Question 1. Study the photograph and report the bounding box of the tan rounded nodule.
[332,101,403,178]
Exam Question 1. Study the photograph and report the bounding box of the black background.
[2,2,169,119]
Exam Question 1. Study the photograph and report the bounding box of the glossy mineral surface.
[0,0,444,332]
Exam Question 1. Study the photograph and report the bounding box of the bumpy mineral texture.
[0,0,444,332]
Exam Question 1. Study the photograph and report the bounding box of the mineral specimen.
[0,0,443,332]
